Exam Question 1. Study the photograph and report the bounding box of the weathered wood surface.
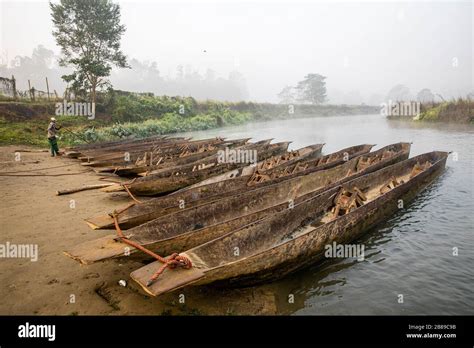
[85,143,323,229]
[72,136,186,157]
[86,143,375,230]
[79,137,233,167]
[67,143,410,264]
[68,135,172,151]
[185,143,325,189]
[111,138,252,177]
[101,140,291,196]
[130,151,448,296]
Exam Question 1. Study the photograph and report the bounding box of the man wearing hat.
[47,117,62,157]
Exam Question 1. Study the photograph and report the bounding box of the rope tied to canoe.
[110,212,192,287]
[121,178,142,204]
[146,253,192,287]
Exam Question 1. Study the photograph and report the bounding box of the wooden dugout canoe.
[72,136,189,159]
[102,140,291,196]
[66,143,410,264]
[69,135,182,151]
[86,143,370,230]
[111,138,252,177]
[79,137,235,167]
[79,137,224,162]
[130,151,449,296]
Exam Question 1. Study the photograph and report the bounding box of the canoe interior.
[187,143,325,188]
[141,138,277,178]
[103,142,406,230]
[86,143,325,229]
[92,143,378,229]
[126,141,291,196]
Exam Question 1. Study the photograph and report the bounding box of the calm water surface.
[174,114,474,315]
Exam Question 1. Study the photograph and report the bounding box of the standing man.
[47,117,62,157]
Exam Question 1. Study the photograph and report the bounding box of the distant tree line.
[0,0,248,103]
[276,78,461,106]
[0,45,249,102]
[386,84,441,103]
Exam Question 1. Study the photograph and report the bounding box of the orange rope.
[122,183,142,204]
[146,252,193,286]
[110,213,192,287]
[114,202,136,215]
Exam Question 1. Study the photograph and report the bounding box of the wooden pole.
[28,80,32,99]
[56,183,115,196]
[45,77,50,101]
[11,75,17,100]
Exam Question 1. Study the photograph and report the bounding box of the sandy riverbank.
[0,145,277,315]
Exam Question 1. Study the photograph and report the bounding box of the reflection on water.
[172,115,474,315]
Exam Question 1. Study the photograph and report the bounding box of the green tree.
[50,0,129,103]
[296,74,327,104]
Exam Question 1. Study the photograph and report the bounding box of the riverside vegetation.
[386,98,473,124]
[0,90,378,146]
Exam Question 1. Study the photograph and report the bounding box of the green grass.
[70,110,252,144]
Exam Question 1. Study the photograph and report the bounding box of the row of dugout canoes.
[63,137,448,296]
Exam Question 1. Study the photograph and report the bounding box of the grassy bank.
[0,91,379,146]
[387,99,473,124]
[416,99,473,123]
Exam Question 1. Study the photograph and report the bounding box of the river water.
[174,114,474,315]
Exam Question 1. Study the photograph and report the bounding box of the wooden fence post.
[46,77,50,101]
[11,75,17,100]
[28,80,32,100]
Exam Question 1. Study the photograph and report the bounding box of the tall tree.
[50,0,128,103]
[277,85,295,104]
[295,74,327,104]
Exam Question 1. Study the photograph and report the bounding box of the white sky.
[0,0,472,102]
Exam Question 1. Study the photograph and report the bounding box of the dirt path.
[0,146,277,315]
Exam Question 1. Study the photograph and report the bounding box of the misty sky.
[0,0,472,102]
